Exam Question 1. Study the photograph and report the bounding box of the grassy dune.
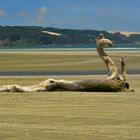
[109,31,140,37]
[0,75,140,140]
[0,50,139,70]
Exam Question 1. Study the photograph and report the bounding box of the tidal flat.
[0,50,139,139]
[0,50,139,71]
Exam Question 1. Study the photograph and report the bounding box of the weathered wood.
[44,79,130,92]
[0,78,130,92]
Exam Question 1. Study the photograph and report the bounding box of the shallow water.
[0,44,140,50]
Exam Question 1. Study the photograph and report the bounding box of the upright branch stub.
[120,57,126,81]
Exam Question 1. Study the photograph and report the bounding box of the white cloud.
[0,9,6,16]
[10,6,48,25]
[38,6,48,15]
[35,6,48,24]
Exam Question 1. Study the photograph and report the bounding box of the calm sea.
[0,44,140,50]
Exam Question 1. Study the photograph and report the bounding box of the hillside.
[109,31,140,37]
[0,26,140,47]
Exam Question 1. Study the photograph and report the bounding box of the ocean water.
[0,44,140,50]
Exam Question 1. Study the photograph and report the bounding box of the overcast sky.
[0,0,139,31]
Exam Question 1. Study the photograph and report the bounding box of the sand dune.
[41,30,62,36]
[109,31,140,36]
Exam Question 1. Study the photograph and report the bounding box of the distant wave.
[107,48,140,50]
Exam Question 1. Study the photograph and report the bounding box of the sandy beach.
[0,0,139,139]
[0,50,140,139]
[0,74,140,139]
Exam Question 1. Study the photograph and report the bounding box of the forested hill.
[0,26,140,46]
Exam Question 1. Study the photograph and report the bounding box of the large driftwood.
[0,33,134,92]
[39,79,130,92]
[0,79,130,92]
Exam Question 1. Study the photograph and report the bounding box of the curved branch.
[96,33,119,80]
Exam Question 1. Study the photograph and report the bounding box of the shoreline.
[0,48,140,51]
[0,49,140,55]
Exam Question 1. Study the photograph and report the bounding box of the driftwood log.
[0,33,134,92]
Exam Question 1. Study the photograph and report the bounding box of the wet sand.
[0,69,139,76]
[0,50,139,72]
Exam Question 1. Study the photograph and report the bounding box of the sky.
[0,0,139,31]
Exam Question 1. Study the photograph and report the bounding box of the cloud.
[38,6,48,15]
[0,9,6,16]
[35,6,48,24]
